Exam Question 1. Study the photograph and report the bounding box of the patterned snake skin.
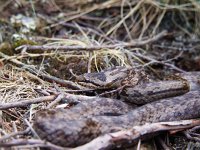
[33,72,200,147]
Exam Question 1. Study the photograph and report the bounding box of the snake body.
[33,70,200,147]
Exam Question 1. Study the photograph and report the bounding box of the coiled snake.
[33,67,200,147]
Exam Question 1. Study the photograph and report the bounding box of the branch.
[0,93,108,109]
[0,95,56,110]
[16,31,167,52]
[0,139,65,150]
[184,125,200,142]
[0,128,30,142]
[73,119,200,150]
[134,52,186,73]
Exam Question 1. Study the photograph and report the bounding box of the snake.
[33,67,200,148]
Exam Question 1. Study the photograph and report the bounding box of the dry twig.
[0,93,100,110]
[16,31,167,52]
[184,125,200,142]
[0,139,65,150]
[73,119,200,150]
[0,95,56,110]
[0,128,30,142]
[133,52,186,73]
[46,94,65,109]
[155,137,171,150]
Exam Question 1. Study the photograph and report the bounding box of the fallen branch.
[16,31,167,52]
[0,139,65,150]
[73,119,200,150]
[0,95,56,110]
[0,92,103,110]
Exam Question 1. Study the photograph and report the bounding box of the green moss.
[0,42,14,55]
[12,39,37,49]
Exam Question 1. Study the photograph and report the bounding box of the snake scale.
[33,67,200,148]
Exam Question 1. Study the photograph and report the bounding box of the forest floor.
[0,0,200,149]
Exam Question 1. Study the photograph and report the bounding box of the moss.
[0,42,14,55]
[12,38,36,49]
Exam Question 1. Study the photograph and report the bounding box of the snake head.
[70,66,140,89]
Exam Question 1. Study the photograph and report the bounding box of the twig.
[99,85,126,96]
[40,73,81,89]
[16,31,167,52]
[63,93,98,104]
[184,125,200,142]
[0,128,30,142]
[0,95,56,110]
[0,92,104,110]
[62,22,115,43]
[134,52,186,73]
[46,94,64,109]
[0,139,65,150]
[136,139,141,150]
[73,119,200,150]
[24,119,40,139]
[155,137,171,150]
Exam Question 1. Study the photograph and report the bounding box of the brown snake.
[33,67,200,147]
